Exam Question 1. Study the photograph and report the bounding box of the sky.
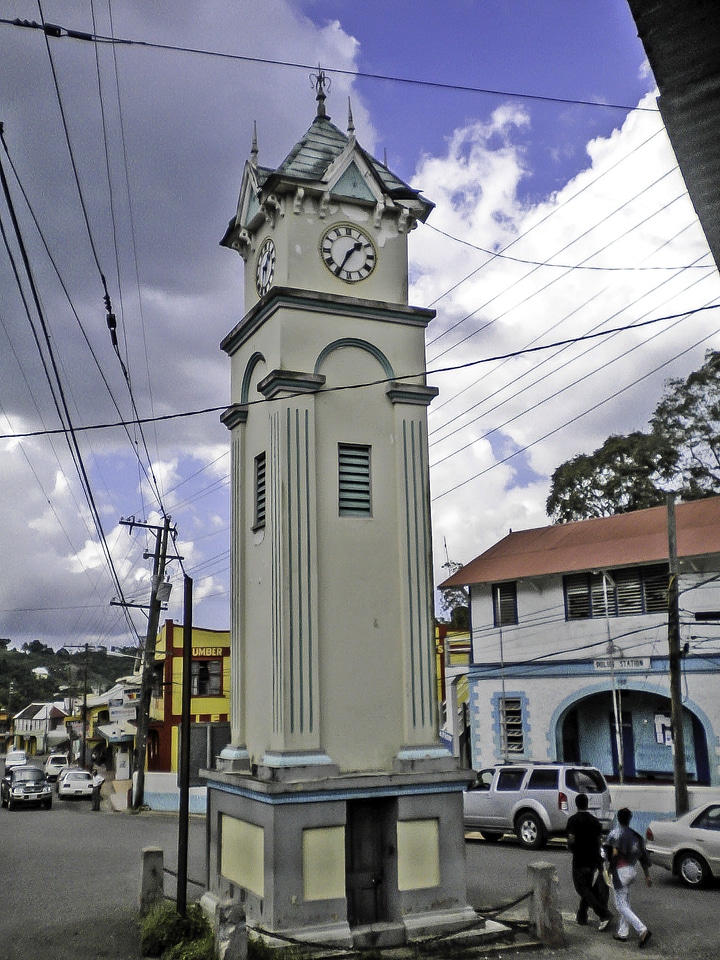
[1,0,719,657]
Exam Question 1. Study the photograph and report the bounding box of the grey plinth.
[527,861,566,948]
[140,846,165,916]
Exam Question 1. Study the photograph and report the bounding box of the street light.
[607,640,625,784]
[602,571,624,784]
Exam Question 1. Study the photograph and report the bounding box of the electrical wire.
[1,16,660,116]
[2,8,718,644]
[0,123,141,644]
[2,303,718,442]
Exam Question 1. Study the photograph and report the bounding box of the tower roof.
[264,113,428,208]
[221,77,433,251]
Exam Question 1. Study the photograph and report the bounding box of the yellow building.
[148,620,231,773]
[436,625,471,763]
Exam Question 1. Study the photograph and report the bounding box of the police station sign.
[593,656,650,671]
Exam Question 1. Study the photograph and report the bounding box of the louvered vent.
[338,443,371,516]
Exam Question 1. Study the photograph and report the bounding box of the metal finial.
[250,120,258,168]
[310,66,331,119]
[347,98,355,136]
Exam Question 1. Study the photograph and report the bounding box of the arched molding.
[241,351,267,403]
[547,679,717,783]
[313,337,395,380]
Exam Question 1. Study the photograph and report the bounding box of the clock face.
[321,224,376,283]
[255,237,276,296]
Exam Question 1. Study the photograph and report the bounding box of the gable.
[330,159,377,202]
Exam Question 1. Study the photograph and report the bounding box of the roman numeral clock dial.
[320,224,376,283]
[255,237,276,297]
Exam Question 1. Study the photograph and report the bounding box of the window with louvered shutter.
[254,452,266,529]
[643,565,669,613]
[500,698,524,755]
[590,573,611,616]
[615,569,643,616]
[493,582,518,626]
[564,574,591,620]
[191,659,222,696]
[564,564,669,620]
[338,443,371,516]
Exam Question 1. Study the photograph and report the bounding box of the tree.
[438,559,470,630]
[546,432,668,522]
[651,349,720,499]
[547,349,720,522]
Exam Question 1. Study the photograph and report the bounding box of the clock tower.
[204,74,474,947]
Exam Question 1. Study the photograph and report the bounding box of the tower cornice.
[220,286,436,357]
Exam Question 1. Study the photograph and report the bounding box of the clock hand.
[335,240,362,274]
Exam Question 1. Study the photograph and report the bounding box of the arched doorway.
[559,688,710,785]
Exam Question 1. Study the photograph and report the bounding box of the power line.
[0,122,140,644]
[34,3,169,517]
[428,251,716,461]
[2,304,717,442]
[425,221,714,272]
[432,322,719,502]
[2,16,660,115]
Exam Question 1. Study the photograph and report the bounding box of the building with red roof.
[441,497,720,788]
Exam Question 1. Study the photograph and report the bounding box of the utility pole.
[122,515,174,809]
[177,574,193,916]
[667,494,689,816]
[81,643,89,768]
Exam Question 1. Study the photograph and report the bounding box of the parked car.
[645,802,720,888]
[4,750,28,772]
[463,761,612,849]
[1,765,52,810]
[44,753,69,782]
[57,769,94,800]
[55,765,81,794]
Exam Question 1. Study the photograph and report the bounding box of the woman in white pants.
[607,807,653,948]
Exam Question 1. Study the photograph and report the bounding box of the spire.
[250,120,258,168]
[310,66,331,120]
[347,98,355,138]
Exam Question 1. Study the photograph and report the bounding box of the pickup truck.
[463,762,612,849]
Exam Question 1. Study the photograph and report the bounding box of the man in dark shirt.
[567,793,612,930]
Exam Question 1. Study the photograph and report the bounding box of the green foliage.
[651,349,720,499]
[162,934,215,960]
[546,431,667,522]
[0,644,140,712]
[437,559,470,627]
[247,937,305,960]
[140,901,212,959]
[547,349,720,522]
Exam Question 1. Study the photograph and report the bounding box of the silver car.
[645,802,720,887]
[464,762,612,849]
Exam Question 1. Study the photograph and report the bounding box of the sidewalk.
[483,910,660,960]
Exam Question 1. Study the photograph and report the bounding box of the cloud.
[411,92,720,588]
[1,5,718,652]
[0,0,365,648]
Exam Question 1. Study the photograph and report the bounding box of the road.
[465,832,720,959]
[1,763,718,960]
[0,781,206,960]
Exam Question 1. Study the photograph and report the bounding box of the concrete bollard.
[140,846,165,916]
[200,893,247,960]
[216,900,247,960]
[527,861,566,948]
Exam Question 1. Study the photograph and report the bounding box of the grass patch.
[140,901,214,959]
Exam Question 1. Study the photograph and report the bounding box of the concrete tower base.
[202,759,476,948]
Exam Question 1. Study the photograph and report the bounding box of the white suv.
[44,753,69,782]
[464,762,612,848]
[4,750,28,772]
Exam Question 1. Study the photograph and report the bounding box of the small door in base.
[345,799,391,926]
